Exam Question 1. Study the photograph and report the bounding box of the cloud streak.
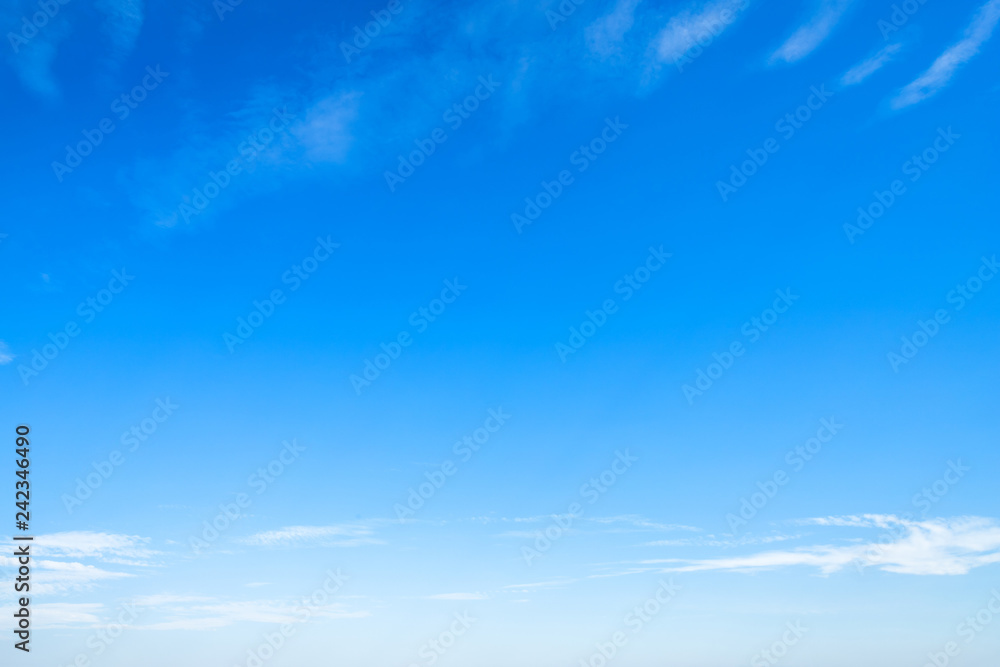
[770,0,855,64]
[892,0,1000,108]
[840,42,902,86]
[241,525,382,547]
[645,516,1000,576]
[652,0,749,64]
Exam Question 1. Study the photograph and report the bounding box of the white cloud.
[241,525,381,548]
[645,516,1000,576]
[652,0,749,63]
[35,531,157,565]
[587,515,701,532]
[770,0,855,64]
[137,599,369,631]
[503,578,578,592]
[0,341,13,364]
[645,533,799,547]
[427,592,489,600]
[6,27,68,97]
[292,92,360,164]
[0,531,155,594]
[586,0,642,57]
[0,556,135,594]
[96,0,145,62]
[33,603,104,628]
[839,42,902,86]
[497,515,699,537]
[892,0,1000,108]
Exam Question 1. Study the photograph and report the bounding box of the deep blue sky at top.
[4,0,996,522]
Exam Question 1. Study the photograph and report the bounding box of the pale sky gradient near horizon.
[2,0,1000,665]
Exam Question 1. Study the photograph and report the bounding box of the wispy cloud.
[241,525,382,548]
[427,592,489,600]
[652,0,748,64]
[839,42,902,86]
[34,603,105,628]
[138,599,368,631]
[35,531,158,565]
[644,533,799,548]
[495,515,698,539]
[292,92,360,164]
[586,0,642,57]
[5,24,70,97]
[0,531,157,594]
[892,0,1000,108]
[644,516,1000,576]
[770,0,855,64]
[0,556,135,594]
[503,578,578,592]
[96,0,145,62]
[0,341,13,364]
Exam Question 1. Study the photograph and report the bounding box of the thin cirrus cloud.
[642,515,1000,576]
[33,603,105,629]
[652,0,749,64]
[4,0,143,97]
[0,340,13,364]
[770,0,855,64]
[240,524,382,547]
[95,0,145,62]
[892,0,1000,108]
[0,531,153,594]
[35,530,157,564]
[586,0,642,57]
[427,592,490,600]
[0,556,134,594]
[5,21,70,97]
[136,599,369,631]
[839,41,903,87]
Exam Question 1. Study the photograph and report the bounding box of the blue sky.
[2,0,1000,664]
